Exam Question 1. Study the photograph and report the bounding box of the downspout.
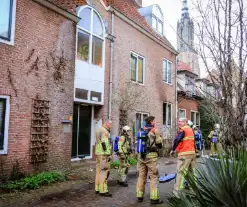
[175,56,178,130]
[108,11,115,119]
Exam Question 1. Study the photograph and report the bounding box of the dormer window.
[151,5,163,34]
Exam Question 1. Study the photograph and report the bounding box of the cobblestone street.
[22,159,177,207]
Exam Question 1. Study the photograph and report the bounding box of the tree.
[192,0,247,148]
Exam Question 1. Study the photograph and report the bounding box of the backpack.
[136,128,155,155]
[194,130,203,151]
[113,136,127,153]
[113,136,120,152]
[212,131,217,143]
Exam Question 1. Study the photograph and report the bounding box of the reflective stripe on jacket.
[176,125,196,156]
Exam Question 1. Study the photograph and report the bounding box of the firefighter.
[208,124,223,156]
[95,119,113,197]
[170,118,196,197]
[136,116,163,205]
[117,125,132,187]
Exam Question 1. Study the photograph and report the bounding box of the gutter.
[32,0,80,23]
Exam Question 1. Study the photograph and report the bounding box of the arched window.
[151,5,163,34]
[77,6,105,67]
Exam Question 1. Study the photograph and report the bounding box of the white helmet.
[215,124,220,129]
[188,120,193,127]
[122,126,131,132]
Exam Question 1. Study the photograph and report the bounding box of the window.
[163,103,172,127]
[185,75,195,94]
[151,5,164,34]
[0,96,10,154]
[0,0,16,44]
[163,59,172,84]
[77,7,104,67]
[136,113,148,132]
[179,109,186,119]
[131,53,144,84]
[191,111,200,127]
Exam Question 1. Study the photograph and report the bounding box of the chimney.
[134,0,142,7]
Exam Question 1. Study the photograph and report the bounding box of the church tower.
[177,0,194,53]
[177,0,200,77]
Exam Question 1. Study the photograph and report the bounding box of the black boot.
[100,192,112,197]
[137,197,144,202]
[150,199,163,205]
[95,191,99,194]
[118,181,128,187]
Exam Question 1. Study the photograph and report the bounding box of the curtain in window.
[138,57,143,83]
[131,54,137,81]
[0,99,6,150]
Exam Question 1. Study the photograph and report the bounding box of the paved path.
[24,159,177,207]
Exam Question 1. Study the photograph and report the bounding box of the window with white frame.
[151,5,164,34]
[191,111,200,127]
[163,59,172,84]
[136,113,148,132]
[0,96,10,154]
[77,6,104,67]
[0,0,16,44]
[131,53,144,84]
[179,109,186,119]
[163,103,172,127]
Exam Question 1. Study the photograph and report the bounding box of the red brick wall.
[0,0,76,174]
[110,15,177,136]
[178,96,199,120]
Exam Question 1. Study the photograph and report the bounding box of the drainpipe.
[175,55,178,130]
[108,11,115,119]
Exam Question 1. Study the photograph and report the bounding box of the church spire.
[181,0,189,19]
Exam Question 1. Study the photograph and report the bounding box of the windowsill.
[164,81,173,86]
[0,38,14,46]
[0,149,7,155]
[131,81,145,86]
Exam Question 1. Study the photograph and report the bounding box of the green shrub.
[6,171,65,191]
[167,149,247,207]
[129,157,137,165]
[111,160,120,168]
[111,157,137,168]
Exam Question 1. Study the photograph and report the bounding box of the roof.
[47,0,87,14]
[177,61,192,72]
[106,0,176,52]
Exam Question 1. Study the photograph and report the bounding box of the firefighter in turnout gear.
[208,124,223,156]
[136,116,163,205]
[170,118,196,197]
[117,125,132,187]
[95,120,113,197]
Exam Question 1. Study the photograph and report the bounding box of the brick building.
[1,0,178,173]
[0,0,78,173]
[52,0,178,160]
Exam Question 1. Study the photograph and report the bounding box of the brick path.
[22,158,177,207]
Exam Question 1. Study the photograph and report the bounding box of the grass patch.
[3,171,65,192]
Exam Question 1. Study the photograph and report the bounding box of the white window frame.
[0,95,10,154]
[190,110,200,127]
[163,102,172,128]
[76,5,105,67]
[0,0,16,45]
[163,58,173,85]
[130,52,145,85]
[151,5,164,34]
[178,108,186,119]
[136,112,149,131]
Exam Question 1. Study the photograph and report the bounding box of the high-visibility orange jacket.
[176,125,196,156]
